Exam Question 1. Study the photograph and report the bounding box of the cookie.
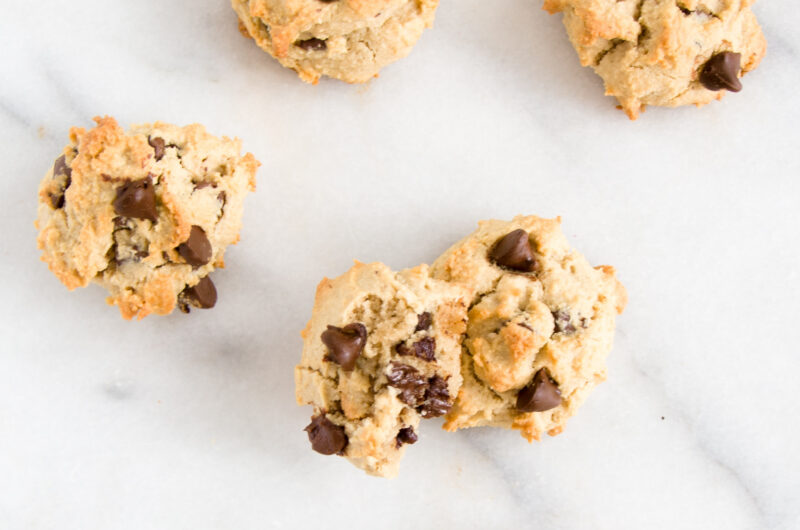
[36,116,259,319]
[430,216,626,442]
[231,0,439,84]
[295,262,468,477]
[543,0,767,119]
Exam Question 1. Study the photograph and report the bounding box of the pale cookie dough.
[430,216,627,442]
[36,116,258,319]
[543,0,767,119]
[232,0,439,84]
[295,261,468,477]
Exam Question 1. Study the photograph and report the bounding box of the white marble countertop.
[2,1,799,528]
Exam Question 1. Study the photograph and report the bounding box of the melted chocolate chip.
[414,337,436,362]
[396,426,418,448]
[516,369,562,413]
[296,38,327,51]
[305,415,347,455]
[321,323,367,371]
[699,52,742,92]
[387,363,427,407]
[148,136,166,161]
[415,312,432,332]
[113,176,157,222]
[552,310,576,334]
[179,276,217,312]
[489,229,536,272]
[420,375,450,418]
[177,226,212,267]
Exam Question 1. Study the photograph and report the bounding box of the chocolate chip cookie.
[430,216,626,442]
[231,0,439,84]
[36,116,259,319]
[544,0,767,119]
[295,262,468,477]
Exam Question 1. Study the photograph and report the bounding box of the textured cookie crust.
[36,117,258,319]
[430,216,626,442]
[295,262,468,477]
[544,0,766,118]
[232,0,439,84]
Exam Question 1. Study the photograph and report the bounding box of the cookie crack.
[594,38,625,66]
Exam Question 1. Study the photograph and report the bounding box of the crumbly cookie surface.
[544,0,766,119]
[232,0,439,84]
[430,216,626,442]
[295,262,467,477]
[36,116,258,319]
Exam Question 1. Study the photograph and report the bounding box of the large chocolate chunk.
[177,225,212,267]
[699,52,742,92]
[113,176,158,222]
[321,323,367,371]
[516,368,562,413]
[305,415,347,455]
[489,229,536,272]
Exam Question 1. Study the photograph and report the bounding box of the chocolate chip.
[552,310,576,334]
[387,363,427,407]
[414,337,436,362]
[699,52,742,92]
[321,323,367,371]
[49,155,73,209]
[177,226,212,267]
[415,312,432,332]
[296,38,327,51]
[305,415,347,456]
[148,136,166,161]
[179,276,217,312]
[53,155,72,179]
[516,369,562,413]
[49,187,69,209]
[489,229,536,272]
[396,427,418,448]
[113,176,157,222]
[420,375,451,418]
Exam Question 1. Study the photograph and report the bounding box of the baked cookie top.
[431,216,626,441]
[232,0,439,83]
[295,261,467,477]
[36,116,258,319]
[544,0,766,118]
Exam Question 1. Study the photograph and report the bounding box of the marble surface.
[1,1,799,528]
